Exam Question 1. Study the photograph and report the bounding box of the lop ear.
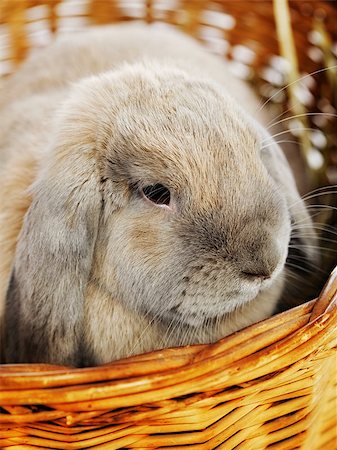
[4,118,103,366]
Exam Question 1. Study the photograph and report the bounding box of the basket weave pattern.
[0,1,337,449]
[1,274,337,448]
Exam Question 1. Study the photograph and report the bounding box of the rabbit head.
[4,63,315,365]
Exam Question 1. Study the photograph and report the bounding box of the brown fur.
[0,24,317,366]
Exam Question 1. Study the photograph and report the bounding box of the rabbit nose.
[242,270,272,281]
[235,225,282,281]
[240,253,279,281]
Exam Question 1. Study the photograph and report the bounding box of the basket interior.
[1,0,336,307]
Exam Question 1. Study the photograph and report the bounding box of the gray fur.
[0,24,317,366]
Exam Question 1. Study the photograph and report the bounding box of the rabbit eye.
[142,184,171,206]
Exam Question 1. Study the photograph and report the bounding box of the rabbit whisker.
[262,127,324,145]
[266,112,337,131]
[261,139,300,151]
[257,65,337,112]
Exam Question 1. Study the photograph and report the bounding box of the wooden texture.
[0,268,336,448]
[1,1,337,71]
[0,1,336,448]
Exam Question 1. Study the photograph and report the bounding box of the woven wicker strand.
[0,267,336,449]
[1,1,337,449]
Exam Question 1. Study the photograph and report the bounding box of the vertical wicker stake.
[89,0,121,25]
[313,19,337,112]
[47,0,61,34]
[145,0,154,24]
[181,0,203,37]
[273,0,319,186]
[5,0,29,65]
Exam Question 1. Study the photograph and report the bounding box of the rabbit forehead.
[86,67,264,188]
[109,65,261,151]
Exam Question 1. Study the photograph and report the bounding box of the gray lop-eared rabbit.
[0,24,317,366]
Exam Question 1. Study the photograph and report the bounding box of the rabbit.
[0,24,317,366]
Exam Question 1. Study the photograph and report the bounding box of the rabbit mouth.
[161,286,263,327]
[163,259,287,326]
[158,259,283,324]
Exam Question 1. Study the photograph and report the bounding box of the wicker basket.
[0,1,337,449]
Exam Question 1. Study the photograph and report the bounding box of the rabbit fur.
[0,24,317,366]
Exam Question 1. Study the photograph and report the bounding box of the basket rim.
[0,265,336,411]
[0,0,336,416]
[2,265,336,378]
